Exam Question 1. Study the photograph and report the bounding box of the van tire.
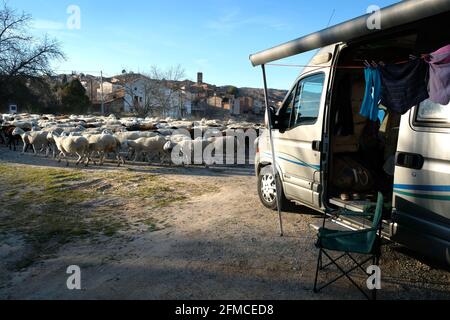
[258,165,289,211]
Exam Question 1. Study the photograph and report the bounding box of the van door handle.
[312,140,322,152]
[396,152,424,170]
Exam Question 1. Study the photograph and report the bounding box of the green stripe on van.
[394,190,450,201]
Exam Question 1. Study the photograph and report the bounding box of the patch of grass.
[4,189,19,198]
[0,164,126,270]
[0,163,213,270]
[141,217,164,232]
[102,171,196,208]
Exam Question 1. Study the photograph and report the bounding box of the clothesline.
[266,48,450,69]
[267,60,413,69]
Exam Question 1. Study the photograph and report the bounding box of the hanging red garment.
[426,44,450,105]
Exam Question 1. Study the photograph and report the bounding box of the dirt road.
[0,149,448,300]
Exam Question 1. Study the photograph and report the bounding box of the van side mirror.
[268,106,282,131]
[266,106,287,133]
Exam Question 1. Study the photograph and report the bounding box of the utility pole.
[100,71,105,115]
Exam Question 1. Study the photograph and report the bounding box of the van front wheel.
[258,165,289,210]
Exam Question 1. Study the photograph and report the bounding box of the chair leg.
[321,250,372,299]
[313,248,322,293]
[347,253,368,274]
[321,252,347,270]
[371,253,381,300]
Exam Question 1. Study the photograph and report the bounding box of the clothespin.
[379,61,386,67]
[409,54,418,60]
[421,53,431,61]
[371,60,378,68]
[363,60,371,68]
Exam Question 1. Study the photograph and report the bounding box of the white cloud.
[206,9,290,34]
[206,9,241,33]
[32,19,66,31]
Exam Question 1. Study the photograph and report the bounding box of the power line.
[326,9,336,28]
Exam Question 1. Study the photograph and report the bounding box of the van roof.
[249,0,450,67]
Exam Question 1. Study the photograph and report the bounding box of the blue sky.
[13,0,398,89]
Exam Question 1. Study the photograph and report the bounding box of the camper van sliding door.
[273,71,329,208]
[393,100,450,263]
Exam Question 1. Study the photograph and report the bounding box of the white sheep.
[206,136,240,164]
[126,136,168,163]
[164,138,210,166]
[12,127,50,156]
[86,133,124,167]
[48,132,90,166]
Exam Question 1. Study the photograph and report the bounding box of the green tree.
[61,79,90,114]
[227,86,238,96]
[0,1,64,111]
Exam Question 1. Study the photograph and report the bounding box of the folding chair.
[313,192,384,300]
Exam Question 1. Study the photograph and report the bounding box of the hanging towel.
[360,67,381,122]
[379,59,429,114]
[426,44,450,105]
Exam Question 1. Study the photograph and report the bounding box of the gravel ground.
[0,148,449,300]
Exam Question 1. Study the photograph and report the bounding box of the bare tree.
[0,2,64,86]
[124,65,187,118]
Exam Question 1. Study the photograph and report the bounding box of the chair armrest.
[319,228,377,239]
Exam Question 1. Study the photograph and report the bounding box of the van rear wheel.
[258,165,289,210]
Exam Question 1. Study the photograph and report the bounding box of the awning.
[249,0,450,67]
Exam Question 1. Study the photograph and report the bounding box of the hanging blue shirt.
[360,67,382,122]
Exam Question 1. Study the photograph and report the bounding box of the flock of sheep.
[0,113,262,167]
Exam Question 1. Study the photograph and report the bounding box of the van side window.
[415,99,450,127]
[291,73,325,127]
[279,84,297,129]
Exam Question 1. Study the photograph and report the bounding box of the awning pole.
[261,64,284,237]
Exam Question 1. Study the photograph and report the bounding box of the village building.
[78,71,282,117]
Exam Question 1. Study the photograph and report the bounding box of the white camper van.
[252,0,450,265]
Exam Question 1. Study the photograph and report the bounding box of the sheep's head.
[12,127,24,136]
[163,141,176,153]
[124,139,139,150]
[47,131,57,140]
[102,129,113,135]
[46,132,56,143]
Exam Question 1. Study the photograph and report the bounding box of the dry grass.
[0,163,211,270]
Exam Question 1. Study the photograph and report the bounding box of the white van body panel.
[258,45,338,209]
[256,44,449,265]
[391,102,450,264]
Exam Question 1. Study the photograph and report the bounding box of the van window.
[415,99,450,127]
[291,73,325,127]
[279,84,297,129]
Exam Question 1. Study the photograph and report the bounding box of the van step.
[309,218,358,232]
[310,215,392,239]
[330,197,374,213]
